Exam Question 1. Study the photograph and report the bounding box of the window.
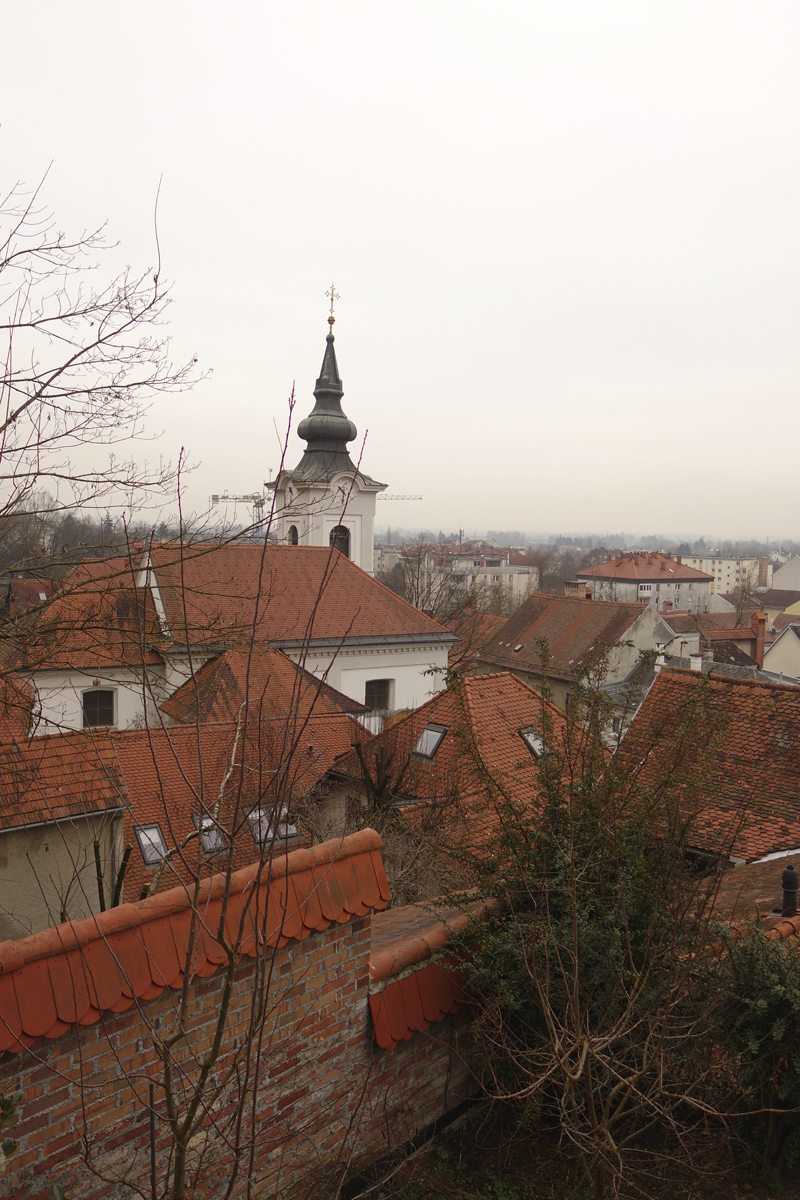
[413,723,448,758]
[513,643,524,652]
[135,823,168,866]
[492,575,500,583]
[82,689,115,728]
[288,524,298,545]
[519,726,545,758]
[365,679,391,712]
[194,814,226,856]
[329,525,350,557]
[246,806,299,845]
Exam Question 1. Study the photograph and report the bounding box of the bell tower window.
[288,525,298,545]
[330,525,350,558]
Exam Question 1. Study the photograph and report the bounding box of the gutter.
[271,632,457,650]
[0,806,126,836]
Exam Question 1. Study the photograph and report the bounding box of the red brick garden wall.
[0,837,474,1198]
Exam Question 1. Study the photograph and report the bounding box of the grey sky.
[3,2,799,539]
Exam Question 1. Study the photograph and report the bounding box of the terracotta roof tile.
[575,552,713,582]
[0,830,389,1053]
[477,593,648,678]
[160,645,366,724]
[333,673,577,852]
[617,668,800,863]
[148,543,450,648]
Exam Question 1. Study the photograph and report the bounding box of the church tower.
[271,298,386,574]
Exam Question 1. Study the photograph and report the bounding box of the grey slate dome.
[291,329,382,486]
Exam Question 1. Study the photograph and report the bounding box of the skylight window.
[135,823,168,866]
[246,806,299,845]
[519,726,545,759]
[194,814,227,857]
[413,723,448,758]
[513,644,523,652]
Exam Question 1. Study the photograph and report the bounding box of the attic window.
[194,814,226,857]
[413,723,448,759]
[83,689,115,728]
[513,644,523,652]
[38,591,46,601]
[519,726,545,758]
[135,823,168,866]
[247,806,299,845]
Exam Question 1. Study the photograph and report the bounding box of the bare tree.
[0,173,200,576]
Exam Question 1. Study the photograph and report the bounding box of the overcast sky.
[3,3,799,540]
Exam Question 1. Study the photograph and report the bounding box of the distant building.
[680,555,771,595]
[772,556,800,590]
[575,552,713,614]
[474,592,677,712]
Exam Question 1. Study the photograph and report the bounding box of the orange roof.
[12,558,163,670]
[477,592,649,679]
[617,668,800,862]
[332,673,575,849]
[576,552,713,582]
[160,646,367,724]
[0,830,390,1054]
[0,674,34,743]
[0,715,366,898]
[445,609,507,673]
[147,543,451,649]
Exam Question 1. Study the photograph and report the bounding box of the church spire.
[292,289,359,483]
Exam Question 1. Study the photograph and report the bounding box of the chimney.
[750,610,766,668]
[677,555,682,565]
[654,653,665,675]
[689,654,702,672]
[782,863,799,918]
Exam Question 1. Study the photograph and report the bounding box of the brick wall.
[0,835,474,1198]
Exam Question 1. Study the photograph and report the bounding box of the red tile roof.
[662,612,740,635]
[445,609,507,673]
[720,589,800,612]
[617,668,800,862]
[5,578,57,617]
[0,830,390,1054]
[477,593,649,679]
[576,552,713,582]
[0,715,367,898]
[147,543,450,648]
[160,646,366,725]
[332,673,575,850]
[12,559,163,671]
[0,674,35,743]
[771,613,800,633]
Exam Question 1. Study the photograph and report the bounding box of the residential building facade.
[575,552,713,613]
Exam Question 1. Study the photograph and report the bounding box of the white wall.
[773,557,800,590]
[587,577,710,613]
[284,642,448,712]
[28,666,167,735]
[273,474,382,574]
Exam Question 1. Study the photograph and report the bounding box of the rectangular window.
[82,689,115,728]
[194,814,226,857]
[365,679,391,713]
[518,726,545,758]
[135,823,167,866]
[246,806,299,845]
[413,723,448,758]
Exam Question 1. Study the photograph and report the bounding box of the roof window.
[194,814,226,857]
[513,643,523,652]
[135,823,168,866]
[413,723,448,758]
[247,806,299,845]
[519,726,545,758]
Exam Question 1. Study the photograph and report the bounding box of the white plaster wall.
[274,475,379,574]
[773,557,800,590]
[0,812,123,940]
[283,643,448,712]
[585,578,710,613]
[763,631,800,680]
[27,666,166,735]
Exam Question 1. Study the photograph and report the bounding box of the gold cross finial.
[325,282,340,332]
